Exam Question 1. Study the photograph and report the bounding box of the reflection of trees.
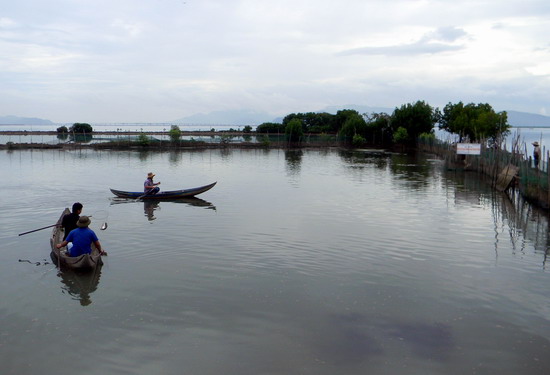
[494,189,550,267]
[137,150,150,162]
[338,150,389,171]
[445,168,550,268]
[219,148,232,159]
[388,153,438,192]
[69,134,93,143]
[169,150,182,165]
[58,267,102,306]
[285,150,303,175]
[57,133,69,141]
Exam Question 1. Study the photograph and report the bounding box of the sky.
[1,0,550,123]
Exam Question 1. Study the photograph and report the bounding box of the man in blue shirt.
[56,216,105,257]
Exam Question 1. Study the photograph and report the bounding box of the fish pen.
[418,136,550,210]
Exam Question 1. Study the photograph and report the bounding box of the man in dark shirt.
[61,202,83,240]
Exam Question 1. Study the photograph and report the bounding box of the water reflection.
[57,267,102,306]
[144,200,159,221]
[285,150,303,176]
[338,149,390,170]
[445,168,550,267]
[168,150,181,165]
[111,197,216,221]
[389,153,438,191]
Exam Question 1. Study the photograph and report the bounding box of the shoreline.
[0,130,348,151]
[0,130,243,136]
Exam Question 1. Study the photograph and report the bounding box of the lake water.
[2,148,550,375]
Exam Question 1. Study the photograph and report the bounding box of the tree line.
[57,100,511,147]
[256,101,510,146]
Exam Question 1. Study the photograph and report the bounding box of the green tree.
[169,125,182,142]
[243,125,253,133]
[391,101,437,144]
[333,109,361,133]
[137,132,150,146]
[285,118,304,142]
[256,122,285,133]
[438,102,510,142]
[56,126,68,133]
[70,123,93,133]
[339,114,367,141]
[364,112,392,145]
[393,127,408,144]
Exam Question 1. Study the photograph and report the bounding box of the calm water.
[2,148,550,375]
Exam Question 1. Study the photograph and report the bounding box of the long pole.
[18,224,58,236]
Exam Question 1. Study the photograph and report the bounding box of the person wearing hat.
[144,172,161,195]
[56,216,105,257]
[533,141,541,168]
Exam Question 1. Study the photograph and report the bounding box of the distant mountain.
[319,104,395,115]
[173,110,276,126]
[0,115,54,125]
[505,111,550,127]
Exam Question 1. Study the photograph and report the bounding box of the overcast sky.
[1,0,549,123]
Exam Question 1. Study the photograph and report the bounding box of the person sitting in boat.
[56,216,106,256]
[144,172,161,195]
[61,202,83,240]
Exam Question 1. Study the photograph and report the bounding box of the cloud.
[339,26,467,56]
[1,1,550,122]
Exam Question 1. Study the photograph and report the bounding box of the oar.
[18,224,59,236]
[135,190,154,201]
[135,193,148,201]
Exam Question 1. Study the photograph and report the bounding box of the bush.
[285,118,304,142]
[70,123,93,133]
[57,126,68,133]
[419,132,435,141]
[393,127,408,143]
[137,133,150,146]
[169,125,182,142]
[256,122,285,133]
[259,135,271,147]
[352,134,366,147]
[340,114,367,140]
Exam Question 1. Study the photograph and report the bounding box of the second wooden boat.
[109,181,217,200]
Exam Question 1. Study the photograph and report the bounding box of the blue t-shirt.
[66,227,99,257]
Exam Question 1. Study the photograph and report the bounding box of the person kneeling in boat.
[56,216,106,256]
[144,172,161,195]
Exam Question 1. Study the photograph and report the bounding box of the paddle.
[19,213,108,236]
[136,185,160,201]
[18,224,59,236]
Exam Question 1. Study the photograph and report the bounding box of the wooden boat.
[50,208,103,272]
[109,181,217,200]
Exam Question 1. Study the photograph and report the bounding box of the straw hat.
[77,216,91,228]
[532,141,539,146]
[147,172,156,178]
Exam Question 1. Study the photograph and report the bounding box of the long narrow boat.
[109,181,217,200]
[50,208,103,272]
